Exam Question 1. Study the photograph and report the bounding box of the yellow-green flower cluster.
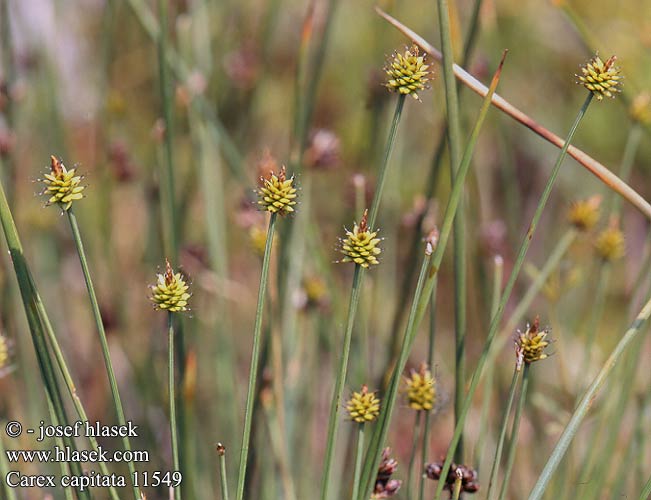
[567,196,601,232]
[150,260,191,313]
[346,385,381,423]
[515,318,550,365]
[595,224,625,262]
[256,166,297,216]
[42,156,85,210]
[405,364,436,411]
[0,334,8,371]
[339,210,382,268]
[577,54,622,101]
[630,92,651,126]
[385,45,431,100]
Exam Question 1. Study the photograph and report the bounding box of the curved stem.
[528,294,651,500]
[433,93,594,500]
[236,213,278,500]
[67,209,141,499]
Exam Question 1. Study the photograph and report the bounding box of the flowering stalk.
[528,293,651,500]
[497,364,531,500]
[432,91,595,500]
[67,209,141,500]
[0,164,90,500]
[168,312,181,500]
[406,412,422,499]
[216,444,230,500]
[351,424,366,500]
[320,265,364,500]
[359,50,506,500]
[236,212,277,500]
[486,364,521,500]
[376,9,651,221]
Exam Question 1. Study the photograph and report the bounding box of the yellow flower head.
[149,259,191,313]
[256,166,297,216]
[515,317,551,366]
[567,196,601,232]
[346,385,381,423]
[577,54,622,101]
[41,156,85,210]
[338,209,382,268]
[595,222,625,262]
[0,334,9,371]
[630,92,651,125]
[385,44,431,100]
[405,363,436,412]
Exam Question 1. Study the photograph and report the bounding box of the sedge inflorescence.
[384,44,431,100]
[256,165,297,216]
[338,209,382,268]
[405,363,436,411]
[149,259,191,313]
[41,155,85,211]
[346,385,381,423]
[515,317,551,365]
[567,196,601,232]
[595,222,625,262]
[577,54,622,101]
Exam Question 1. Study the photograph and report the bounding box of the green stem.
[497,364,531,500]
[486,364,521,500]
[367,95,405,229]
[351,423,365,500]
[168,313,181,499]
[609,124,642,216]
[0,428,17,500]
[360,53,507,500]
[452,471,463,500]
[433,93,594,500]
[236,213,278,500]
[418,288,438,500]
[67,209,141,500]
[156,0,179,260]
[406,412,422,499]
[320,265,365,500]
[218,446,230,500]
[0,169,89,500]
[582,264,611,369]
[527,292,651,500]
[638,469,651,499]
[435,0,466,462]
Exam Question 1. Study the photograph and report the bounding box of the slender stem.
[351,424,365,500]
[218,446,230,500]
[486,364,521,500]
[418,288,438,500]
[0,428,17,500]
[368,95,405,229]
[156,0,179,261]
[376,8,651,221]
[359,54,507,500]
[67,209,141,500]
[528,293,651,500]
[582,264,611,369]
[436,0,466,465]
[609,124,642,216]
[320,265,365,500]
[433,93,594,500]
[0,169,89,499]
[638,470,651,500]
[481,230,576,384]
[452,471,463,500]
[498,364,531,500]
[168,313,181,499]
[236,213,278,500]
[406,412,422,499]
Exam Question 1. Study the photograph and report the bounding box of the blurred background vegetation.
[1,0,651,499]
